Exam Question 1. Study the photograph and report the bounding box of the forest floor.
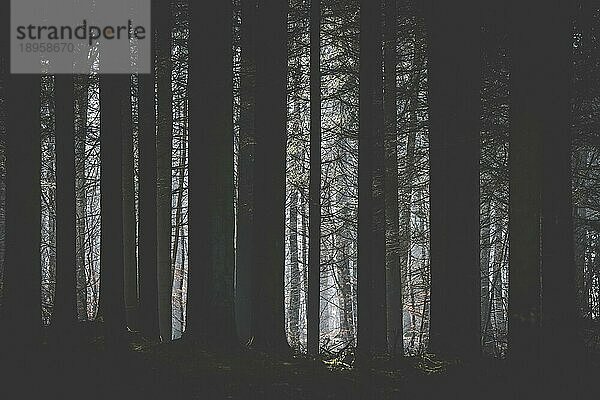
[2,322,600,399]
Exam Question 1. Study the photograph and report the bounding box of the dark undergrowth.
[1,322,599,399]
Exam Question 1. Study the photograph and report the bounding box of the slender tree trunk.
[307,0,322,357]
[491,216,506,356]
[171,133,186,338]
[427,0,480,359]
[99,75,127,349]
[338,204,355,345]
[1,46,41,355]
[538,4,578,394]
[187,0,238,347]
[575,205,589,318]
[357,4,381,396]
[51,75,78,341]
[575,0,593,321]
[480,199,491,352]
[289,189,300,348]
[383,0,402,357]
[0,28,7,312]
[123,77,138,330]
[301,190,309,341]
[74,76,89,320]
[156,0,173,342]
[509,1,577,395]
[370,0,387,355]
[138,2,160,340]
[249,0,290,353]
[236,0,257,345]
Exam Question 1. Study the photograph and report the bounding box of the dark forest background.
[0,0,600,398]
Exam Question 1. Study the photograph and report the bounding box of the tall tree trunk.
[74,76,89,321]
[2,67,41,353]
[156,0,173,342]
[2,0,41,352]
[99,75,127,349]
[357,0,379,363]
[171,131,186,338]
[138,2,160,340]
[0,25,7,312]
[427,0,480,359]
[51,75,78,341]
[575,0,593,321]
[301,190,309,340]
[538,2,578,392]
[509,1,577,395]
[480,199,492,352]
[491,215,506,356]
[307,0,322,357]
[236,0,257,345]
[370,0,387,355]
[289,189,300,348]
[123,77,138,330]
[187,0,238,347]
[249,0,290,353]
[338,203,355,345]
[575,205,589,318]
[383,0,402,357]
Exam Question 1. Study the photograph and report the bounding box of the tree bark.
[357,0,379,363]
[307,0,322,358]
[426,0,480,359]
[187,0,238,348]
[99,75,127,349]
[138,2,160,340]
[250,0,290,353]
[235,0,257,345]
[383,0,402,357]
[2,68,41,353]
[509,1,577,395]
[289,189,300,348]
[480,199,492,352]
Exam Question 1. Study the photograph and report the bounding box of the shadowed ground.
[1,322,599,399]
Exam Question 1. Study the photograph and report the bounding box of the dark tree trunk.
[307,0,321,357]
[1,67,41,353]
[383,0,402,357]
[480,200,492,352]
[99,75,127,349]
[250,0,290,353]
[138,3,160,340]
[426,0,480,359]
[0,18,10,312]
[74,76,89,320]
[156,0,173,342]
[122,77,138,330]
[51,75,78,340]
[187,0,238,347]
[235,0,257,345]
[509,1,577,395]
[537,2,578,393]
[1,0,41,350]
[357,2,380,396]
[357,0,379,362]
[289,189,300,348]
